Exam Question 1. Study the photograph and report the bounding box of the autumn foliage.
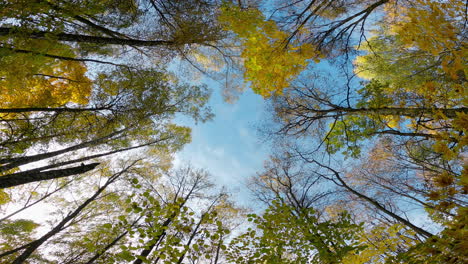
[0,0,467,263]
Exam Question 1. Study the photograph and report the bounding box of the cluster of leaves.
[227,199,365,263]
[0,40,92,109]
[218,2,319,97]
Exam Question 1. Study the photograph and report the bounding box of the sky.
[173,80,270,207]
[170,58,359,208]
[3,84,269,238]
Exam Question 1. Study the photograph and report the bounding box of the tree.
[350,0,467,214]
[0,2,233,263]
[245,146,434,262]
[0,0,223,187]
[264,9,466,211]
[0,67,212,188]
[218,2,318,97]
[0,40,92,109]
[267,76,466,157]
[248,152,337,212]
[394,207,468,263]
[0,0,223,50]
[227,199,365,263]
[0,161,138,263]
[342,223,418,263]
[1,0,466,262]
[217,0,403,97]
[0,219,44,263]
[4,164,237,264]
[228,1,466,262]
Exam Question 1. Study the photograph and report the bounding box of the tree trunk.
[0,129,125,172]
[132,185,197,264]
[303,106,468,119]
[175,215,204,264]
[132,217,173,264]
[9,164,131,264]
[0,163,99,189]
[345,107,467,119]
[313,161,434,239]
[0,27,175,47]
[7,137,170,178]
[2,46,129,66]
[0,106,110,113]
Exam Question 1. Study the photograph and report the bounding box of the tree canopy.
[0,0,466,263]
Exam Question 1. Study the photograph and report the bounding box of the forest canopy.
[0,0,466,263]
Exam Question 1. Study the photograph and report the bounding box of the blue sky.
[174,81,270,206]
[171,58,356,207]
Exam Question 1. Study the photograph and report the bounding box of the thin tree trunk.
[176,196,222,264]
[1,46,130,67]
[0,180,72,222]
[85,215,143,264]
[371,130,443,140]
[313,161,434,238]
[372,180,455,217]
[9,163,134,264]
[343,106,467,119]
[0,106,111,113]
[305,106,468,119]
[315,0,389,47]
[41,0,129,39]
[85,231,129,264]
[0,163,99,189]
[213,235,223,264]
[7,137,171,178]
[132,183,198,264]
[0,128,125,171]
[0,27,175,47]
[132,217,173,264]
[175,215,204,264]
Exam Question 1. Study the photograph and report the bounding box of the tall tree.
[0,0,223,187]
[0,68,212,188]
[0,161,138,263]
[33,165,235,264]
[227,199,365,264]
